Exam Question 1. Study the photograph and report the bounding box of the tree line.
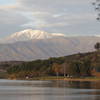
[7,42,100,79]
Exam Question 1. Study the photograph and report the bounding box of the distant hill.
[0,51,100,79]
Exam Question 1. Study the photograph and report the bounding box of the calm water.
[0,79,100,100]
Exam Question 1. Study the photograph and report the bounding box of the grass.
[26,76,100,81]
[29,76,64,80]
[1,74,100,82]
[0,72,8,79]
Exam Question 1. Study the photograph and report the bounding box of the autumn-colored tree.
[52,63,61,78]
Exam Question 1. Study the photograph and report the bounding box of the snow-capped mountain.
[0,29,66,43]
[0,29,100,61]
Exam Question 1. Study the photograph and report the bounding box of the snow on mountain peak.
[10,29,52,39]
[0,29,66,43]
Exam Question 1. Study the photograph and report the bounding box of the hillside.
[0,51,100,79]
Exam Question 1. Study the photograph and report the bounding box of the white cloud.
[0,0,100,37]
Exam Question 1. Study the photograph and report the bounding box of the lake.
[0,79,100,100]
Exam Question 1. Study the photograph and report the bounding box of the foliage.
[94,42,100,51]
[52,63,62,77]
[6,51,100,79]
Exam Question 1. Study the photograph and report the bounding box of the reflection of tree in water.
[40,81,100,100]
[90,82,100,89]
[65,81,93,89]
[50,81,100,89]
[54,81,100,99]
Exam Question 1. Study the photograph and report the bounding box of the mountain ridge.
[0,29,100,61]
[0,29,66,43]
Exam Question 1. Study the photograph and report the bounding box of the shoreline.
[63,78,100,82]
[24,77,100,82]
[2,76,100,82]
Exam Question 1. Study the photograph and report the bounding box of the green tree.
[79,59,91,76]
[68,61,80,77]
[94,42,100,51]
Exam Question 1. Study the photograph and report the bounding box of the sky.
[0,0,100,38]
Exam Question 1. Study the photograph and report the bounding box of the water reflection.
[0,79,100,100]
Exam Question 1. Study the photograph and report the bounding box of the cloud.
[0,4,29,37]
[17,0,93,14]
[0,0,100,37]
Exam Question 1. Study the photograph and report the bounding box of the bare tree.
[92,0,100,20]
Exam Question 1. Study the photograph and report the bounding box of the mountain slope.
[0,36,100,61]
[0,29,100,61]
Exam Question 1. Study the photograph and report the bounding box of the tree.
[62,63,67,78]
[52,63,61,78]
[94,42,100,51]
[80,59,91,76]
[92,0,100,21]
[68,61,81,77]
